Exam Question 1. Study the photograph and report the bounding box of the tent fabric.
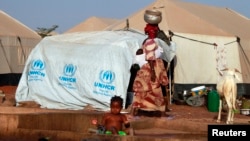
[106,0,250,96]
[15,31,147,110]
[0,10,41,85]
[172,33,241,83]
[106,0,233,37]
[64,16,119,33]
[0,10,41,38]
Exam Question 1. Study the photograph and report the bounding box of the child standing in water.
[101,95,130,135]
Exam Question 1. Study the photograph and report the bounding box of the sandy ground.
[0,85,249,123]
[1,85,249,116]
[0,85,249,141]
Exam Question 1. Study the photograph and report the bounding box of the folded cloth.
[143,38,158,61]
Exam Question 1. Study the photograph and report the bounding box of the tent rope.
[169,30,217,46]
[224,39,237,45]
[224,36,250,66]
[236,37,250,66]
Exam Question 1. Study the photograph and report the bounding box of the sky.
[1,0,249,34]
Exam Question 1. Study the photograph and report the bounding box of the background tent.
[107,0,250,98]
[15,31,146,110]
[64,16,119,33]
[0,10,41,86]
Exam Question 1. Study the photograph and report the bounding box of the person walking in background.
[132,47,169,117]
[130,9,170,116]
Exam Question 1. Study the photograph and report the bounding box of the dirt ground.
[0,85,250,141]
[1,85,249,119]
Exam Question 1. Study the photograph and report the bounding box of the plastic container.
[240,109,250,115]
[207,90,220,112]
[191,86,206,96]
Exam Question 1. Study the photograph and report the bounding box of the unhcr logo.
[99,70,115,84]
[31,59,45,70]
[29,59,45,78]
[59,64,77,87]
[94,70,116,91]
[63,64,76,77]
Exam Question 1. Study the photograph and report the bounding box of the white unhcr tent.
[15,31,147,110]
[0,10,41,85]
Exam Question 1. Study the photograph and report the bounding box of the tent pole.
[167,63,172,105]
[17,36,27,61]
[169,67,171,105]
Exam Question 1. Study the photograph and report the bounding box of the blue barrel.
[207,90,220,112]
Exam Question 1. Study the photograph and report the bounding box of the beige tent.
[0,10,41,85]
[64,16,119,33]
[108,0,250,97]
